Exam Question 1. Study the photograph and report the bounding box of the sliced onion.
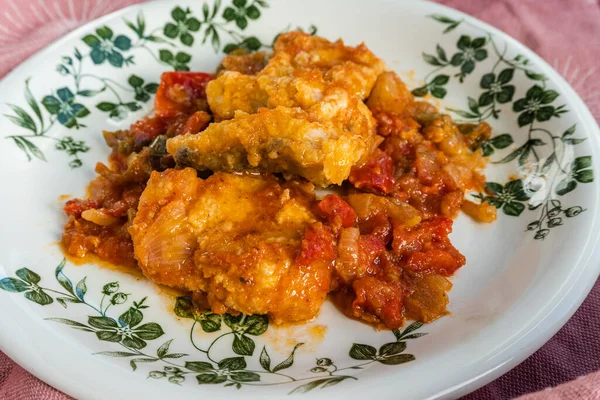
[347,193,421,227]
[336,227,360,284]
[385,197,422,227]
[338,227,360,266]
[81,209,119,226]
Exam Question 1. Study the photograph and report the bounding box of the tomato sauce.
[317,72,494,328]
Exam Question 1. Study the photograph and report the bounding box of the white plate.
[1,0,599,399]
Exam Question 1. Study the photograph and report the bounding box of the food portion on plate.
[61,31,497,329]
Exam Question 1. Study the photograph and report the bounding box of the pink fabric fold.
[0,0,598,399]
[516,371,600,400]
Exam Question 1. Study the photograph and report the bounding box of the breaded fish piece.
[205,71,268,119]
[207,31,386,120]
[168,32,385,186]
[265,31,386,99]
[129,168,336,324]
[167,101,376,187]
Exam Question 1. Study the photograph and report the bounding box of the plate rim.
[0,0,599,399]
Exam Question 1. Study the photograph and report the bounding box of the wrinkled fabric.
[439,1,600,398]
[515,371,600,400]
[0,351,72,400]
[0,0,599,399]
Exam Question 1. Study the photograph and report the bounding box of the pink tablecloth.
[0,0,599,399]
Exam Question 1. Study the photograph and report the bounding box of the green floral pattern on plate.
[0,260,425,393]
[3,0,310,168]
[413,15,594,239]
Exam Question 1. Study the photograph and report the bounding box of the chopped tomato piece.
[392,216,465,275]
[295,223,336,267]
[155,72,214,118]
[129,116,171,143]
[392,216,453,255]
[317,194,357,229]
[179,111,212,135]
[352,276,403,329]
[349,149,395,195]
[406,249,465,276]
[358,234,386,269]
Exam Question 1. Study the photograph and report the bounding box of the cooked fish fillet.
[207,31,386,119]
[168,98,376,186]
[129,168,336,324]
[167,32,385,187]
